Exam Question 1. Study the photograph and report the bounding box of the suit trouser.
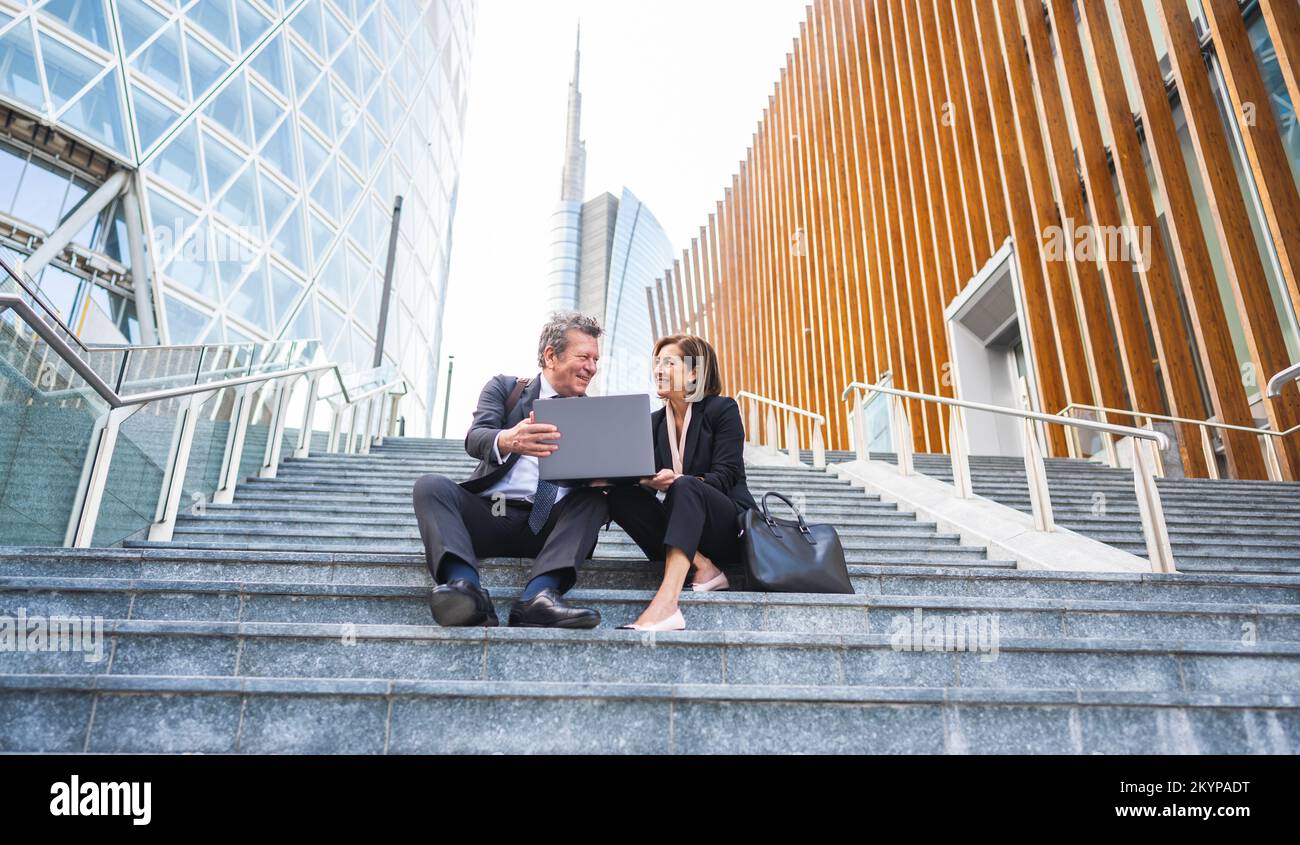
[605,475,743,565]
[411,474,609,593]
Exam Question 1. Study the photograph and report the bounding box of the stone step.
[6,548,1294,602]
[5,575,1299,641]
[198,504,941,530]
[168,521,967,547]
[4,674,1291,753]
[128,537,993,563]
[226,493,912,519]
[6,618,1298,695]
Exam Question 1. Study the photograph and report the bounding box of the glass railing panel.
[0,311,111,546]
[185,386,240,516]
[90,395,186,547]
[115,345,207,396]
[236,382,277,483]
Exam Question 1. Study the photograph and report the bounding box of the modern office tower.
[649,0,1300,482]
[0,0,474,433]
[543,25,673,396]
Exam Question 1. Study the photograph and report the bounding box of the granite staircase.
[1,438,1298,753]
[879,452,1300,577]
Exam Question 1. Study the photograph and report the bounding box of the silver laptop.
[533,393,656,483]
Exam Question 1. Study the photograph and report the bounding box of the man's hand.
[640,468,678,492]
[498,411,561,458]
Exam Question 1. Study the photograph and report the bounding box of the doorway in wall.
[945,239,1038,458]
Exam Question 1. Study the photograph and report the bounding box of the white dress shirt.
[480,372,570,504]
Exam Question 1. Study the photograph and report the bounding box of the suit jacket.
[652,394,758,514]
[461,373,545,494]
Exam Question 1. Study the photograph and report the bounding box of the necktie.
[528,478,558,534]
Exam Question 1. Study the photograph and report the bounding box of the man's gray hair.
[537,311,603,367]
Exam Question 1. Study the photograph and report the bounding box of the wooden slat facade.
[646,0,1300,479]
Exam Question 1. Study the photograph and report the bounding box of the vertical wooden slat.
[1259,0,1300,117]
[949,0,1010,251]
[1099,0,1266,478]
[1014,0,1132,425]
[838,0,884,385]
[1042,0,1172,457]
[965,0,1070,454]
[992,0,1095,410]
[915,0,976,296]
[900,0,958,404]
[1155,0,1300,478]
[1202,0,1300,345]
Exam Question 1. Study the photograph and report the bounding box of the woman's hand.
[640,468,678,491]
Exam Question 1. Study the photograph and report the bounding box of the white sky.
[432,0,810,438]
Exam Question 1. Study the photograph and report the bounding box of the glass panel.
[203,71,250,145]
[132,21,186,99]
[213,162,259,232]
[235,382,275,482]
[161,292,211,344]
[271,201,307,270]
[0,300,111,546]
[41,0,112,51]
[202,128,241,195]
[183,385,237,514]
[321,3,347,57]
[227,261,269,330]
[59,66,126,154]
[147,187,200,256]
[301,75,332,134]
[40,31,99,110]
[117,345,203,395]
[248,79,281,143]
[235,1,270,53]
[147,119,202,195]
[91,395,183,546]
[289,38,317,98]
[117,0,166,56]
[318,241,348,304]
[131,82,180,151]
[310,156,339,219]
[187,0,235,52]
[249,32,287,96]
[260,166,293,231]
[165,228,221,301]
[0,139,26,215]
[307,210,332,267]
[12,153,70,232]
[185,28,226,98]
[261,117,297,180]
[298,123,327,178]
[290,0,324,57]
[268,260,304,329]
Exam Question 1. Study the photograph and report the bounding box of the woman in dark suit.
[605,334,757,631]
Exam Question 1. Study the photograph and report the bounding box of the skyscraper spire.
[560,22,586,202]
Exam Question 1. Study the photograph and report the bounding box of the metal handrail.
[840,382,1169,449]
[0,250,89,353]
[735,391,826,423]
[735,390,827,468]
[1059,401,1297,481]
[1060,402,1299,439]
[1,292,406,547]
[842,378,1176,573]
[1268,363,1300,399]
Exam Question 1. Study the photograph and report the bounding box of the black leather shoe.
[508,588,600,629]
[429,579,498,627]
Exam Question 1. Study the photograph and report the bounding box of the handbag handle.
[760,491,816,544]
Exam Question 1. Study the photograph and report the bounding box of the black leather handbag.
[738,492,854,594]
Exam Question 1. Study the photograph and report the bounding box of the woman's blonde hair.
[652,334,722,402]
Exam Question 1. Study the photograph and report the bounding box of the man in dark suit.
[412,312,609,628]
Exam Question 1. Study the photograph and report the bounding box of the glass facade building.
[0,0,474,433]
